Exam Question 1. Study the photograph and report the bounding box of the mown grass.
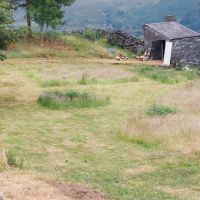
[1,50,200,199]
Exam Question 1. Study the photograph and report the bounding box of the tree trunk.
[40,26,44,47]
[26,0,32,38]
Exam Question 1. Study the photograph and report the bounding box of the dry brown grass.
[158,186,200,199]
[161,80,200,114]
[125,165,156,175]
[123,80,200,154]
[40,64,133,81]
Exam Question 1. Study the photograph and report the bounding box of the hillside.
[14,0,200,35]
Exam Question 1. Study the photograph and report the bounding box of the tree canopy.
[32,0,64,31]
[10,0,76,36]
[0,0,14,60]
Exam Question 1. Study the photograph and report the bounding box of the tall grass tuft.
[137,66,198,84]
[137,66,179,84]
[146,104,177,116]
[38,90,110,110]
[78,73,97,85]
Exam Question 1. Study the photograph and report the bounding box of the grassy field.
[1,37,200,199]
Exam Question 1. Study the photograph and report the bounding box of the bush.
[0,53,6,61]
[38,90,110,109]
[15,26,29,39]
[146,104,177,117]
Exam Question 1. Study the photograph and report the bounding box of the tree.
[10,0,76,37]
[0,0,14,60]
[9,0,32,37]
[32,0,64,45]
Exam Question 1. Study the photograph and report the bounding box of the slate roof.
[145,21,200,40]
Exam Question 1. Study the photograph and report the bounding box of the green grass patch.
[40,80,70,87]
[136,66,198,84]
[119,134,160,149]
[38,90,111,110]
[113,76,140,84]
[146,104,177,117]
[183,68,199,80]
[137,66,179,84]
[133,137,161,149]
[6,149,26,169]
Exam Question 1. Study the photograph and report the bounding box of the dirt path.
[0,58,162,66]
[0,171,105,200]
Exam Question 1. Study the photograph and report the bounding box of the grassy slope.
[1,56,200,199]
[7,34,134,60]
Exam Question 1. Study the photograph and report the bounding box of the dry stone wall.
[96,29,144,55]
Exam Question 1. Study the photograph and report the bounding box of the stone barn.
[143,16,200,67]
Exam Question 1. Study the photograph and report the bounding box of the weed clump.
[38,90,110,109]
[6,149,17,167]
[78,73,97,85]
[6,149,25,169]
[146,104,177,117]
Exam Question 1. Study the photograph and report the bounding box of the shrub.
[15,26,29,39]
[146,104,177,117]
[0,53,6,61]
[38,90,110,109]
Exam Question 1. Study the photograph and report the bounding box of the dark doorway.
[151,40,165,60]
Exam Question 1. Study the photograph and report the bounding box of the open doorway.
[151,40,165,60]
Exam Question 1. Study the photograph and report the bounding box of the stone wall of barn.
[143,25,166,50]
[171,36,200,67]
